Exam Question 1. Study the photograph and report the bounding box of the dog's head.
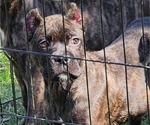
[26,4,84,88]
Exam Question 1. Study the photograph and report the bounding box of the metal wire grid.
[0,0,149,125]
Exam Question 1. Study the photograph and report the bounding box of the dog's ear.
[66,2,82,24]
[138,33,150,65]
[26,8,43,41]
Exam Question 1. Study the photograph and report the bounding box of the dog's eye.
[72,38,80,45]
[39,40,49,49]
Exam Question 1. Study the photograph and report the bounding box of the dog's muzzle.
[52,53,82,79]
[53,56,70,66]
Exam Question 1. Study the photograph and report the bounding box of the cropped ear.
[138,33,150,65]
[26,8,43,41]
[66,2,82,24]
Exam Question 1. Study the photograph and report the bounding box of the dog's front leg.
[25,66,45,125]
[32,67,45,122]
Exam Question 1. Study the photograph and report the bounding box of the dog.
[1,0,150,50]
[0,0,63,125]
[0,0,150,124]
[27,4,150,124]
[65,0,150,50]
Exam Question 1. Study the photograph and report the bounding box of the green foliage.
[0,51,25,124]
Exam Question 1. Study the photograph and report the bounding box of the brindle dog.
[0,0,150,125]
[0,0,63,124]
[66,0,150,50]
[27,6,150,125]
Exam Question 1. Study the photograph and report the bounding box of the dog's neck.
[44,74,74,114]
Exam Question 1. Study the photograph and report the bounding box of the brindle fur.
[66,0,150,50]
[0,0,150,125]
[27,7,150,125]
[138,33,150,88]
[0,0,62,125]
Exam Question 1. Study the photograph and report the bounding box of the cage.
[0,0,150,125]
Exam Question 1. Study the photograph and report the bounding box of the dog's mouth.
[51,60,81,90]
[51,55,82,79]
[43,54,82,90]
[49,73,72,90]
[43,56,81,77]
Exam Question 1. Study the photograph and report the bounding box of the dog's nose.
[54,56,69,65]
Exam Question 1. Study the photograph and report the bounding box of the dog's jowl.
[27,5,150,124]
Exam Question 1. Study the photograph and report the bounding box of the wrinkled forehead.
[41,15,83,40]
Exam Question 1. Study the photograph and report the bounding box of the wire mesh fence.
[0,0,150,125]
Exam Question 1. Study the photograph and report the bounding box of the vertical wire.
[141,0,150,124]
[0,98,3,121]
[4,0,18,124]
[10,57,18,124]
[41,0,48,62]
[0,26,3,121]
[119,0,130,124]
[41,0,48,82]
[61,0,73,123]
[41,0,51,123]
[80,0,92,124]
[22,0,35,121]
[99,0,111,124]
